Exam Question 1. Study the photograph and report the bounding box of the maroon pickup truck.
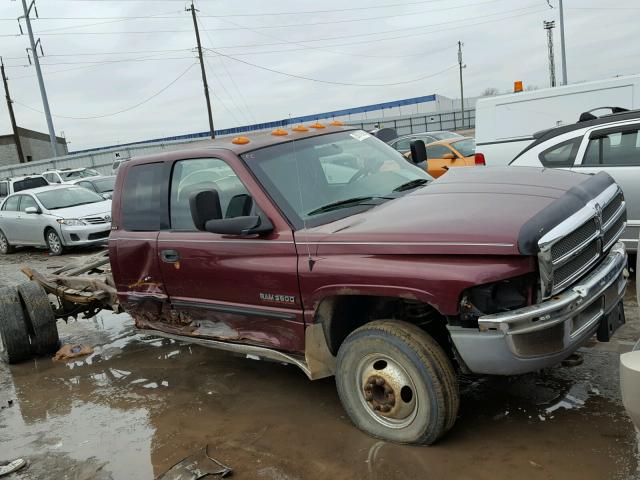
[109,125,628,444]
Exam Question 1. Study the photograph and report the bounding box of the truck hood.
[299,167,615,256]
[47,200,112,219]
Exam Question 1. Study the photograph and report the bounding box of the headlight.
[57,218,86,226]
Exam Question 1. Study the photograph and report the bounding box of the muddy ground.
[0,247,639,480]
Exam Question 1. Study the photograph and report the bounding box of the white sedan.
[0,185,111,255]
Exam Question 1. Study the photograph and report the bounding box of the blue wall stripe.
[70,94,436,155]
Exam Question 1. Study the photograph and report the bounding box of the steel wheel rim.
[355,353,419,429]
[0,232,7,253]
[48,232,61,253]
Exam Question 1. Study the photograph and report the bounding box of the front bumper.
[449,242,627,375]
[60,223,110,246]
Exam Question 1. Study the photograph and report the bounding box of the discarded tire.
[0,286,33,364]
[335,320,459,445]
[17,281,59,356]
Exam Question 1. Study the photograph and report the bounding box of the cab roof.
[127,124,357,165]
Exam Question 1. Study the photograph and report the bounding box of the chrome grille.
[538,184,626,298]
[83,216,109,224]
[553,239,600,289]
[550,218,598,261]
[602,193,623,225]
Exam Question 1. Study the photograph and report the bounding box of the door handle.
[160,249,180,263]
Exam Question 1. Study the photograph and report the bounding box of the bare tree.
[482,87,499,96]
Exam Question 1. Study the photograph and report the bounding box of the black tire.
[18,281,59,356]
[0,286,33,364]
[335,320,459,445]
[45,228,64,256]
[0,229,15,254]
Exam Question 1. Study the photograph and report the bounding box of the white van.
[475,74,640,165]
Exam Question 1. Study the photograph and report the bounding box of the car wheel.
[46,229,64,256]
[335,320,459,445]
[17,281,59,356]
[0,286,33,364]
[0,229,14,254]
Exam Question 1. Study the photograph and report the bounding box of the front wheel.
[335,320,459,445]
[0,229,14,254]
[46,229,64,256]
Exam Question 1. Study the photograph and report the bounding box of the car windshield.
[243,130,432,228]
[93,177,116,193]
[430,131,463,141]
[61,168,99,180]
[13,177,48,192]
[36,187,104,210]
[451,138,476,157]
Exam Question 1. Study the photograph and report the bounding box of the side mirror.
[205,214,273,236]
[442,152,456,160]
[102,192,113,200]
[24,207,39,214]
[409,140,426,164]
[190,190,222,230]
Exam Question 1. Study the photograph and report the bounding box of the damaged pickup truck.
[13,124,629,445]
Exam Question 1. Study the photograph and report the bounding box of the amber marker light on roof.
[292,125,309,132]
[310,122,325,129]
[329,120,344,126]
[232,136,250,145]
[271,128,288,136]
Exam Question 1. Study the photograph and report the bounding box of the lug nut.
[375,377,385,386]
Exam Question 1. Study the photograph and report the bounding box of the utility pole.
[187,1,215,139]
[558,0,568,84]
[19,0,58,157]
[457,41,465,129]
[1,58,25,164]
[543,21,557,87]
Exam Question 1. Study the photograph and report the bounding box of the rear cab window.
[0,182,7,197]
[13,177,48,192]
[121,163,164,231]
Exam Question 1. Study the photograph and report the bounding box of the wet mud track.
[0,249,639,479]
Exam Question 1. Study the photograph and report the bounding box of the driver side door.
[156,156,304,352]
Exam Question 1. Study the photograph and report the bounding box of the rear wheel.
[335,320,459,445]
[0,229,15,254]
[46,229,64,256]
[0,286,33,364]
[17,281,59,355]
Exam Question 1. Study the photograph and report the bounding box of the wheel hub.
[357,355,418,428]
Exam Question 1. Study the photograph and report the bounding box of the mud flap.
[597,301,625,342]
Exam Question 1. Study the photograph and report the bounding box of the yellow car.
[404,137,483,178]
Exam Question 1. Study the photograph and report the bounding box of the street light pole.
[558,0,568,84]
[458,41,465,129]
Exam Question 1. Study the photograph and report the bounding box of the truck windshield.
[36,187,104,210]
[243,130,432,228]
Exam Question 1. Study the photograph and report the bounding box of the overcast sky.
[0,0,638,151]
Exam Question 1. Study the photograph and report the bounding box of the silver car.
[510,108,640,252]
[0,185,112,256]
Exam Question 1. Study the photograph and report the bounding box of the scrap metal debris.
[53,344,94,361]
[157,445,232,479]
[0,458,26,477]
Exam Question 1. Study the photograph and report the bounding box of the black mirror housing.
[409,140,427,164]
[205,214,273,236]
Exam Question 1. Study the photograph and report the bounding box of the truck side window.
[122,163,163,231]
[538,137,581,167]
[582,126,640,166]
[0,182,7,197]
[170,158,251,231]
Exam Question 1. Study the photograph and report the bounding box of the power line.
[14,62,197,119]
[204,46,458,86]
[1,4,543,40]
